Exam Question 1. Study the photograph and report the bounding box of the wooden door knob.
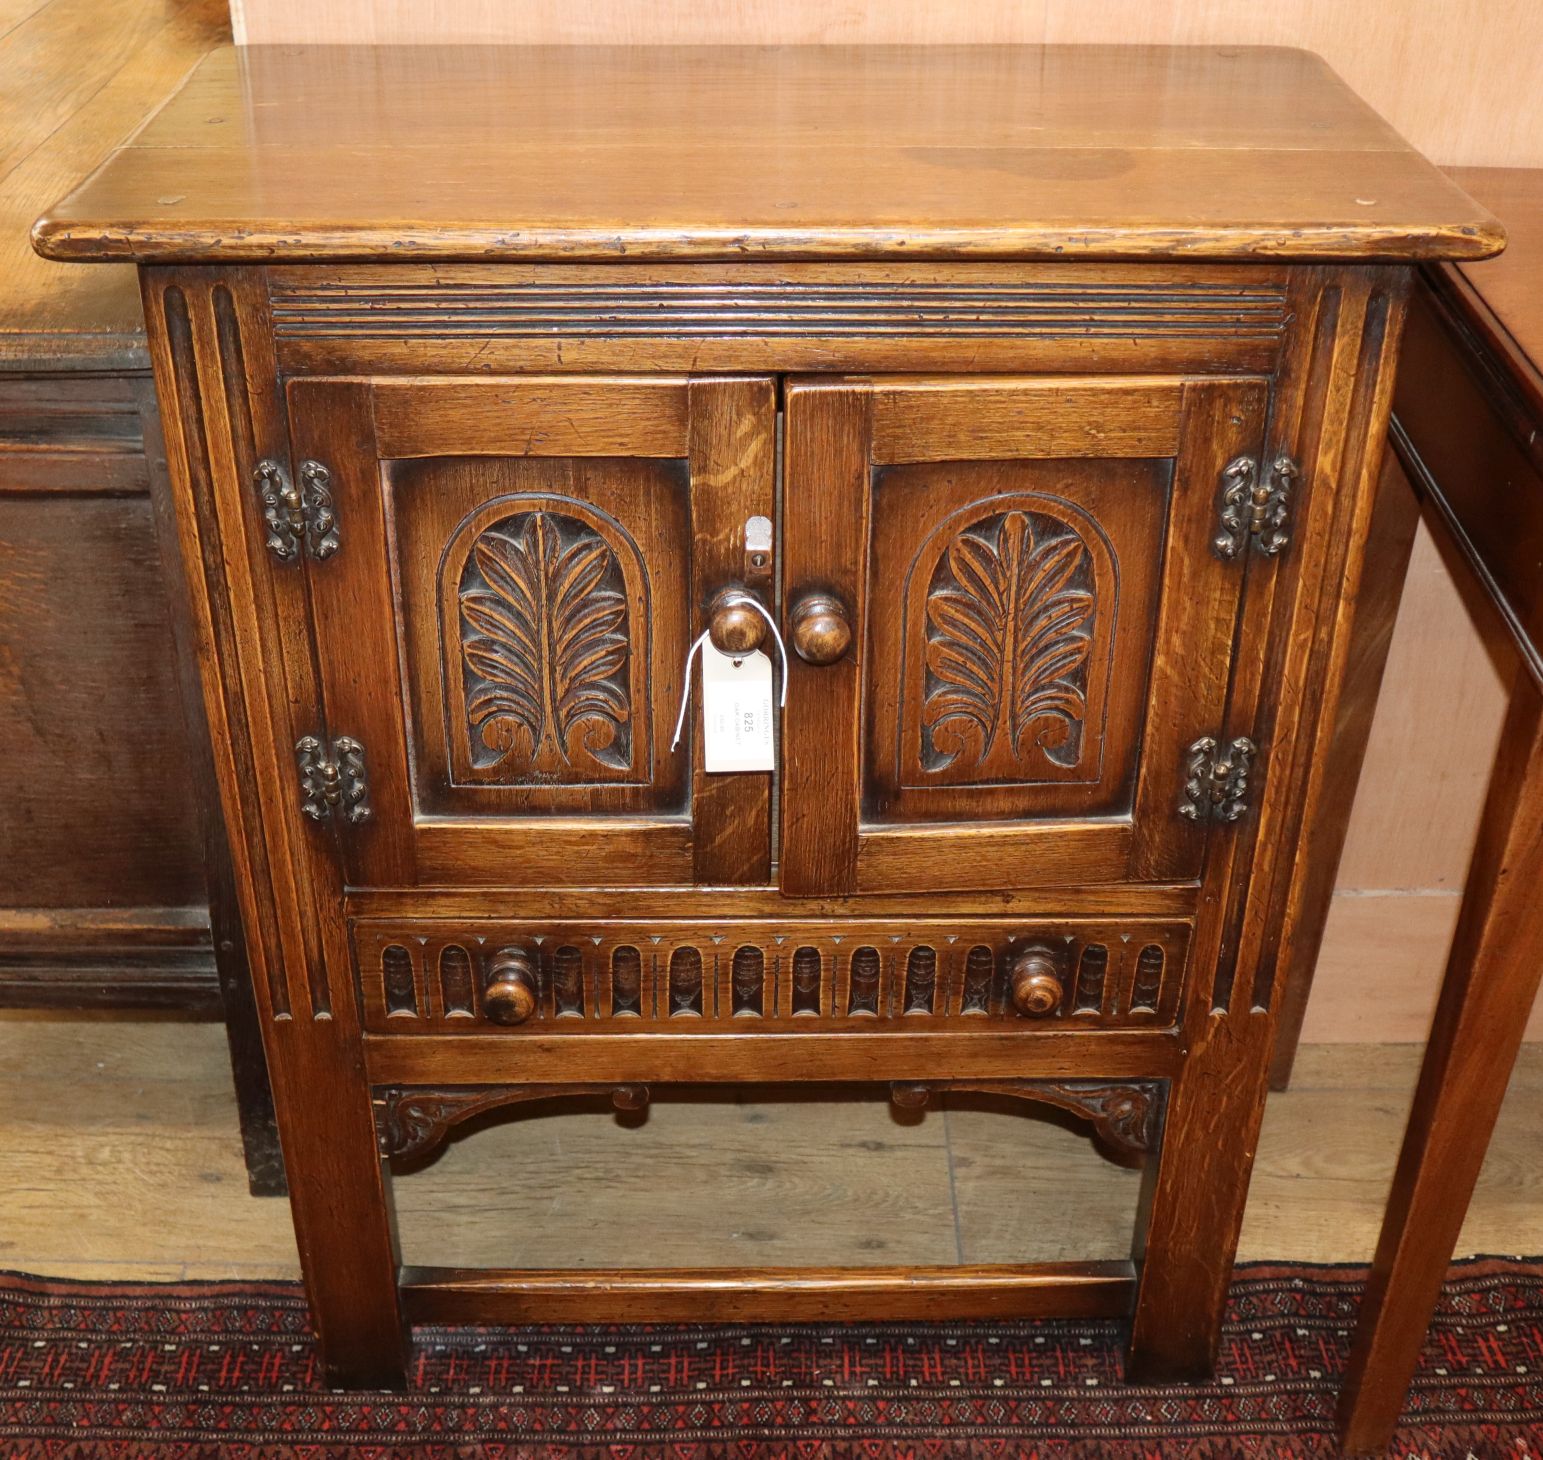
[707,588,767,656]
[484,947,537,1026]
[789,593,852,665]
[1009,949,1063,1018]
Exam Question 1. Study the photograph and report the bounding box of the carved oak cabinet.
[34,44,1501,1385]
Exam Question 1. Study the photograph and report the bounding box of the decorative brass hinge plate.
[295,734,371,824]
[1179,734,1258,823]
[1214,453,1299,560]
[256,459,339,563]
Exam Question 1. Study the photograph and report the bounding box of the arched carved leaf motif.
[922,510,1095,775]
[459,512,632,777]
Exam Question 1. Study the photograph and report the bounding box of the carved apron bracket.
[373,1083,651,1161]
[374,1078,1163,1163]
[889,1078,1167,1159]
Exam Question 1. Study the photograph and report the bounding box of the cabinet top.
[33,44,1503,266]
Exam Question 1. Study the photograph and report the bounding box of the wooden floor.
[3,1013,1542,1282]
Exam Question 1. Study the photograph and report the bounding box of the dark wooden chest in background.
[0,0,277,1191]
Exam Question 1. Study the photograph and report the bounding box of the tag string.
[744,597,791,706]
[670,631,712,752]
[671,598,790,752]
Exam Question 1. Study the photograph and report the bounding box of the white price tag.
[669,596,787,772]
[699,642,775,773]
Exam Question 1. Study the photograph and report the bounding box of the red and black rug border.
[2,1255,1542,1458]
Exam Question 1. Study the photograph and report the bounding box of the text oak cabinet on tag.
[34,43,1501,1387]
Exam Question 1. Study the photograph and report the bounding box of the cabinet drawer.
[352,916,1189,1035]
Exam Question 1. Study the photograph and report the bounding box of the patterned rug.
[3,1258,1543,1457]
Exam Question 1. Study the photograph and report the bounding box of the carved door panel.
[287,375,776,888]
[781,376,1268,895]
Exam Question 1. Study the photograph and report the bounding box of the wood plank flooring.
[3,1013,1541,1282]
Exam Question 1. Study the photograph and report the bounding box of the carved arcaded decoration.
[904,946,937,1013]
[848,946,882,1015]
[888,1079,1166,1159]
[919,509,1096,779]
[791,946,823,1014]
[1072,944,1109,1014]
[458,509,633,779]
[354,922,1189,1032]
[373,1084,651,1161]
[730,945,765,1016]
[1130,945,1165,1013]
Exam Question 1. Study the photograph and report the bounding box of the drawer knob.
[789,593,853,665]
[1009,949,1063,1018]
[484,947,537,1026]
[707,588,768,656]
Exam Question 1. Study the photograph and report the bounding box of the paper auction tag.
[699,642,775,773]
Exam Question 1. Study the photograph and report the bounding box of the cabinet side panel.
[1130,265,1413,1378]
[139,265,406,1379]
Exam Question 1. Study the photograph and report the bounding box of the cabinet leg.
[1126,1019,1270,1381]
[1338,675,1543,1454]
[270,1035,406,1388]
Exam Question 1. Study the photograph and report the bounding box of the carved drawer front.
[781,375,1270,895]
[353,917,1189,1034]
[286,375,775,889]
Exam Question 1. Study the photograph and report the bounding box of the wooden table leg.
[1338,671,1543,1453]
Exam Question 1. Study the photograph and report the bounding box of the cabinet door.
[781,376,1267,895]
[288,375,776,888]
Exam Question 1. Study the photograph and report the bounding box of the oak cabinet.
[34,42,1501,1388]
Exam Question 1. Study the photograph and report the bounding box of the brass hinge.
[1214,454,1299,560]
[295,734,371,824]
[1179,734,1258,823]
[256,459,339,563]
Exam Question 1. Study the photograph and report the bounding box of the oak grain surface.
[32,44,1501,265]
